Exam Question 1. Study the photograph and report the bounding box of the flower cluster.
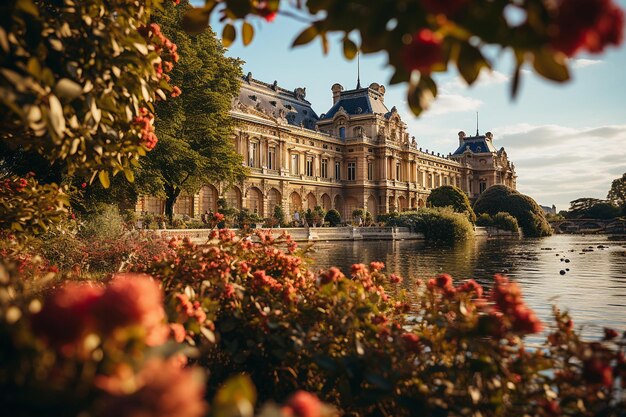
[133,107,158,150]
[401,29,443,74]
[255,1,278,22]
[32,274,170,352]
[551,0,624,56]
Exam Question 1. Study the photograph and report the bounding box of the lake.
[306,234,626,341]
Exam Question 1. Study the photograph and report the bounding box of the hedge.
[473,185,552,237]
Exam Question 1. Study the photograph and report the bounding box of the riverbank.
[155,225,520,244]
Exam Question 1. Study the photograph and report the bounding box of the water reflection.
[307,235,626,340]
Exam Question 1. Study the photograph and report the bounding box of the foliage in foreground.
[427,185,476,223]
[2,230,626,416]
[473,185,552,237]
[186,0,624,116]
[381,207,474,242]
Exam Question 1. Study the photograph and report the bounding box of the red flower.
[93,274,167,344]
[81,182,87,188]
[256,1,278,22]
[551,0,624,56]
[421,0,468,15]
[401,29,443,74]
[457,279,483,298]
[351,263,367,275]
[369,261,385,271]
[96,358,207,417]
[401,332,421,352]
[319,266,342,285]
[389,273,403,284]
[31,283,104,347]
[171,86,182,98]
[604,327,619,340]
[583,357,614,387]
[170,323,186,343]
[282,391,322,417]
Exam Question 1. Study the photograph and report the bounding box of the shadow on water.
[308,235,626,340]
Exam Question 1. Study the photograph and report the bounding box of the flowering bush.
[0,174,68,240]
[131,230,625,416]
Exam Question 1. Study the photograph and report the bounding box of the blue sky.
[203,1,626,210]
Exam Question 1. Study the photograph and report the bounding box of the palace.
[136,74,517,221]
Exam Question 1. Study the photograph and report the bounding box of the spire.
[356,50,361,89]
[476,111,479,136]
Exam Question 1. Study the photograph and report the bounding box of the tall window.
[479,181,487,194]
[367,161,373,180]
[306,158,314,176]
[291,154,299,175]
[339,127,346,139]
[250,142,259,167]
[321,158,328,178]
[347,162,356,181]
[335,161,341,180]
[268,146,276,170]
[444,176,448,185]
[396,163,401,181]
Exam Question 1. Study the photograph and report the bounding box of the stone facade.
[136,75,517,221]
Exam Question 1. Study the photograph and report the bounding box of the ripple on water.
[309,234,626,340]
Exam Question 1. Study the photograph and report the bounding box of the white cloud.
[441,70,510,92]
[422,94,483,117]
[572,58,603,68]
[492,123,626,210]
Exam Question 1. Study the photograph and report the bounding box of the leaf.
[292,25,318,47]
[55,78,83,100]
[213,375,256,417]
[48,94,66,138]
[123,168,135,183]
[407,74,437,117]
[16,0,39,16]
[457,43,490,86]
[98,170,110,189]
[133,42,149,55]
[343,37,358,60]
[182,4,214,35]
[222,24,236,47]
[532,47,570,82]
[242,21,254,46]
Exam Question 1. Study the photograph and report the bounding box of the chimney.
[458,130,466,147]
[331,83,344,105]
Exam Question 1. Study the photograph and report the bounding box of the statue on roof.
[294,87,306,100]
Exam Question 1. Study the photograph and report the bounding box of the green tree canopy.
[607,172,626,209]
[473,185,552,237]
[427,185,476,223]
[142,0,245,219]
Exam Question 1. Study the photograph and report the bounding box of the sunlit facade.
[136,75,516,220]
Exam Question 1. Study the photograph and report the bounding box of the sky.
[201,1,626,211]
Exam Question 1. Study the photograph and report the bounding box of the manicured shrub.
[382,208,474,243]
[477,212,519,233]
[324,209,342,226]
[492,212,519,233]
[476,213,493,227]
[427,185,476,223]
[473,185,552,237]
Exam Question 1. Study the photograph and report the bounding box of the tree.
[607,172,626,211]
[143,0,245,220]
[473,185,552,237]
[324,209,342,227]
[586,202,621,219]
[0,0,178,183]
[427,185,476,223]
[186,0,624,116]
